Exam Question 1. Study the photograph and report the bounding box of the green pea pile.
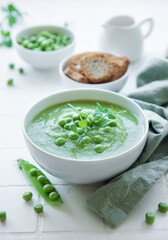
[17,31,72,51]
[55,112,118,154]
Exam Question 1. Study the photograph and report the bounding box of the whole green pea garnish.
[7,79,13,86]
[87,119,93,127]
[0,211,6,222]
[58,119,67,127]
[83,136,91,144]
[109,121,117,127]
[145,212,155,224]
[94,144,105,153]
[69,132,78,140]
[104,126,112,133]
[30,168,38,176]
[43,184,54,193]
[37,175,48,185]
[9,63,14,69]
[78,128,84,135]
[64,123,71,130]
[158,202,168,213]
[19,68,24,74]
[34,204,43,213]
[93,135,103,144]
[73,114,80,121]
[74,120,79,126]
[22,191,33,201]
[66,117,72,123]
[55,138,66,146]
[49,192,59,200]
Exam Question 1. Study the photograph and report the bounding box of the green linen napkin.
[86,58,168,227]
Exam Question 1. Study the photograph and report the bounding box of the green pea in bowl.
[23,89,148,184]
[14,25,75,70]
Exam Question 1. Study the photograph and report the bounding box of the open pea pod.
[17,158,63,204]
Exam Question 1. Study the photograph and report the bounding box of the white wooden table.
[0,0,168,239]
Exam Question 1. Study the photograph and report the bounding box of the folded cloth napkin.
[86,58,168,227]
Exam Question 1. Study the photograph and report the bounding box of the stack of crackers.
[64,52,130,84]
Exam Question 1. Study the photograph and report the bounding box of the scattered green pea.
[104,126,112,133]
[94,144,105,153]
[9,63,14,69]
[55,137,66,146]
[37,175,48,185]
[19,68,24,74]
[93,135,103,144]
[7,79,13,86]
[69,132,78,140]
[0,211,6,222]
[43,184,54,193]
[109,121,117,127]
[73,114,80,121]
[145,212,155,224]
[58,119,67,127]
[158,202,168,213]
[34,204,43,213]
[83,136,91,144]
[30,168,38,176]
[49,191,59,200]
[22,191,33,201]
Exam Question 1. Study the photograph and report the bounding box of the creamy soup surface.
[27,100,144,160]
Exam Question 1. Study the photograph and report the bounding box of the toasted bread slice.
[64,67,89,84]
[80,53,113,83]
[109,56,130,80]
[68,53,89,73]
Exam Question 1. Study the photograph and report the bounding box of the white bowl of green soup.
[24,89,148,184]
[14,25,75,70]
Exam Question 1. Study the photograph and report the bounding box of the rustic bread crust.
[68,53,89,73]
[109,56,130,80]
[64,66,89,84]
[80,53,113,83]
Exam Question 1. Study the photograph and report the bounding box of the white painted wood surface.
[0,0,168,239]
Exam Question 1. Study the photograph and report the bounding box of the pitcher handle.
[139,18,154,39]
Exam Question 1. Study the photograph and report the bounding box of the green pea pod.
[17,158,63,205]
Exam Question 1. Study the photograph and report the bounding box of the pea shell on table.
[17,158,63,205]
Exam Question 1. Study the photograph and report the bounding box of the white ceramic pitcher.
[99,15,154,61]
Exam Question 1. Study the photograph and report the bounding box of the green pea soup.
[27,100,144,160]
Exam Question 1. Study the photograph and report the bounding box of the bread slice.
[64,67,89,84]
[109,56,130,80]
[80,53,113,83]
[68,53,89,73]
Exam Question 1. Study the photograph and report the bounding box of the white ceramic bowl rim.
[59,52,130,86]
[14,25,75,55]
[23,89,148,163]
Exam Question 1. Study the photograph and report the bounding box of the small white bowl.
[23,89,148,184]
[59,53,130,91]
[14,25,75,70]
